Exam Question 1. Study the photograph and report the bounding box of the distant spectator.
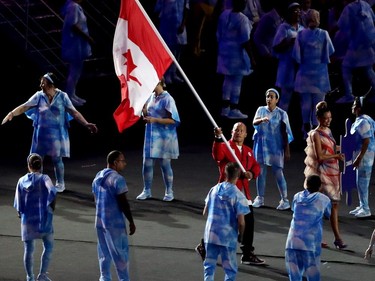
[155,0,189,84]
[335,0,375,103]
[299,0,312,27]
[61,0,95,106]
[217,0,254,119]
[293,9,335,137]
[272,2,304,112]
[190,0,218,57]
[252,0,283,93]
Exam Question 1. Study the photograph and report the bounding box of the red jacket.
[212,139,260,200]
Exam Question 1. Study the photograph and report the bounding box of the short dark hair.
[306,175,321,193]
[225,162,241,181]
[107,150,123,165]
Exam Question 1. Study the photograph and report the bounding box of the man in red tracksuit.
[212,122,265,265]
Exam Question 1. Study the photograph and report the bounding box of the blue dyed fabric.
[337,0,375,67]
[216,9,252,75]
[14,173,57,241]
[204,182,250,249]
[273,22,304,88]
[143,91,180,159]
[92,168,128,230]
[350,114,375,167]
[293,28,335,94]
[155,0,189,47]
[286,190,331,256]
[253,106,294,168]
[24,90,74,158]
[61,0,92,62]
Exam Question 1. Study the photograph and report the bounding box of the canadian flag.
[113,0,172,132]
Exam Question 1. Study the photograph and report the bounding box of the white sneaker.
[355,209,371,218]
[252,196,264,208]
[136,190,151,200]
[37,273,52,281]
[221,107,230,117]
[55,183,65,193]
[163,192,174,201]
[276,199,290,210]
[349,206,361,215]
[227,109,248,119]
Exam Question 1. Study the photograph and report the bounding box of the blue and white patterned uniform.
[350,114,375,213]
[293,28,334,95]
[61,0,92,62]
[216,9,252,76]
[14,172,57,241]
[92,168,128,229]
[285,189,331,281]
[92,168,130,281]
[273,23,304,89]
[253,106,294,168]
[351,114,375,162]
[155,0,189,47]
[203,181,250,281]
[143,91,180,159]
[24,90,74,158]
[337,0,375,68]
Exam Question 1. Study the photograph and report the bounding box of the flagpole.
[134,0,247,173]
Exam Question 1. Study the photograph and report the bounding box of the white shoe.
[37,273,52,281]
[227,109,248,119]
[55,183,65,193]
[355,209,371,218]
[163,192,174,201]
[276,199,290,210]
[349,206,361,215]
[136,190,151,200]
[252,196,264,208]
[221,107,230,117]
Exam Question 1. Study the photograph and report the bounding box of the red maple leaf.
[123,49,142,86]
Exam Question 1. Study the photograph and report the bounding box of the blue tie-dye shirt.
[286,189,331,255]
[143,91,180,159]
[92,168,128,230]
[253,106,294,168]
[350,114,375,166]
[14,172,57,241]
[204,182,250,249]
[24,90,75,158]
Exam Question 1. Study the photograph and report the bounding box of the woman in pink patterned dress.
[304,101,346,249]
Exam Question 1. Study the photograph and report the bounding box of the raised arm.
[2,104,32,125]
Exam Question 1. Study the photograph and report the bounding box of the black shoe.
[241,253,265,265]
[195,239,206,261]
